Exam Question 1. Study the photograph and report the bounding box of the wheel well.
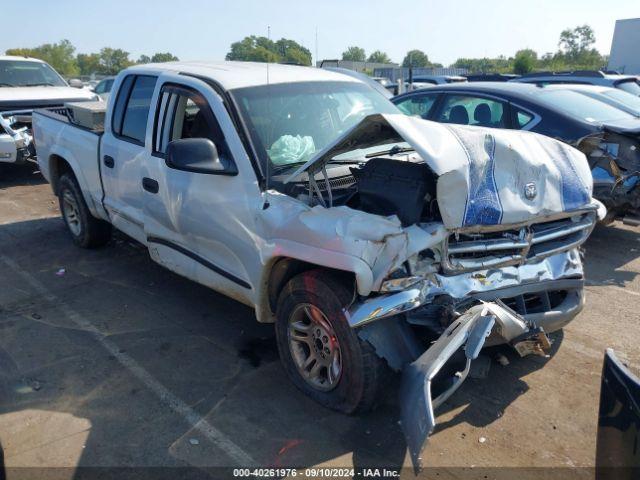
[266,258,356,314]
[49,154,74,195]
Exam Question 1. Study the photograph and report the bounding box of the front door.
[141,74,261,305]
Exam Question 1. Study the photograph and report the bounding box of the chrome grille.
[443,211,596,273]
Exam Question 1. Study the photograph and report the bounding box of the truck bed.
[32,108,106,219]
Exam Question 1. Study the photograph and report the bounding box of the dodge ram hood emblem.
[524,182,537,200]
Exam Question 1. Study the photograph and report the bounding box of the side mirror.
[166,138,236,175]
[68,79,84,88]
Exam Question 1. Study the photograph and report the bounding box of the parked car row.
[393,81,640,224]
[3,57,639,470]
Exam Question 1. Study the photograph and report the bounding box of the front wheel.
[275,270,387,414]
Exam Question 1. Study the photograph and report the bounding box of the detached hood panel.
[285,114,594,230]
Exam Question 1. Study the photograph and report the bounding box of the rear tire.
[58,173,111,248]
[275,269,387,414]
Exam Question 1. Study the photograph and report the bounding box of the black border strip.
[147,236,251,289]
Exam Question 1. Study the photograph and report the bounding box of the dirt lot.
[1,162,639,479]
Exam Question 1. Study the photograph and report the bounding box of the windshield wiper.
[0,83,15,87]
[24,82,57,87]
[365,145,415,158]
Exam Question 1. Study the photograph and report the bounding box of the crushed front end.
[348,207,597,470]
[279,114,601,469]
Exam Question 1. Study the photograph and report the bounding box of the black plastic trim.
[147,236,251,289]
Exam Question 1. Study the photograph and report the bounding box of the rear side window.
[513,108,534,129]
[112,75,158,144]
[437,94,507,128]
[395,93,438,118]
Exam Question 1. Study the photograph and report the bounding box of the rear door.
[141,74,261,305]
[100,74,158,242]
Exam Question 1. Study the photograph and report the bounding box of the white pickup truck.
[33,61,603,467]
[0,55,98,164]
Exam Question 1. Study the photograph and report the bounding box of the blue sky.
[3,0,638,65]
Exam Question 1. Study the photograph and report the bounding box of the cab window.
[394,93,438,119]
[154,85,231,162]
[437,94,507,128]
[112,75,158,144]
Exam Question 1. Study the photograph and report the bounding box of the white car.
[0,55,98,164]
[32,62,603,467]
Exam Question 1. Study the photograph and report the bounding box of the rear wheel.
[58,173,111,248]
[275,270,387,413]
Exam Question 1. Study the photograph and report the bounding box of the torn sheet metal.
[400,302,544,472]
[346,248,583,328]
[284,113,593,230]
[259,191,447,294]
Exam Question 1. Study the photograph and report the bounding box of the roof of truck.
[0,55,47,63]
[129,61,360,90]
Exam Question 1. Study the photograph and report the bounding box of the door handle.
[103,155,115,168]
[142,177,159,194]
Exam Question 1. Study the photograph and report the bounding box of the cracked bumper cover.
[399,302,540,472]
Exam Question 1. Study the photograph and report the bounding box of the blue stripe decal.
[449,128,503,226]
[536,138,590,210]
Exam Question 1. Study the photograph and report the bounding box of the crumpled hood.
[285,114,594,229]
[0,86,96,108]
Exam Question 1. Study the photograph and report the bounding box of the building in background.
[317,59,397,73]
[608,18,640,74]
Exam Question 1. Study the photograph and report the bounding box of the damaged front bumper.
[348,251,580,471]
[346,248,584,331]
[399,302,549,471]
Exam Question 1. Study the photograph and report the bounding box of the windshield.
[600,89,640,116]
[0,60,67,87]
[538,89,635,123]
[616,79,640,96]
[232,81,400,171]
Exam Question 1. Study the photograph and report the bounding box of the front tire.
[275,270,387,414]
[58,173,111,248]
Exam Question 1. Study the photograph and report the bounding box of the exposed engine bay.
[271,153,441,226]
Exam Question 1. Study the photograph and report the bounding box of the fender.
[48,145,109,221]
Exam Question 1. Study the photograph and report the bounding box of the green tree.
[559,25,595,58]
[555,24,604,69]
[274,39,311,65]
[402,50,430,68]
[226,36,281,63]
[6,39,79,76]
[226,36,311,65]
[341,46,366,62]
[137,54,152,64]
[99,48,133,75]
[513,49,538,74]
[151,52,179,63]
[76,53,101,75]
[367,50,391,64]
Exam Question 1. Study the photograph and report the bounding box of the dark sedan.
[392,82,640,225]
